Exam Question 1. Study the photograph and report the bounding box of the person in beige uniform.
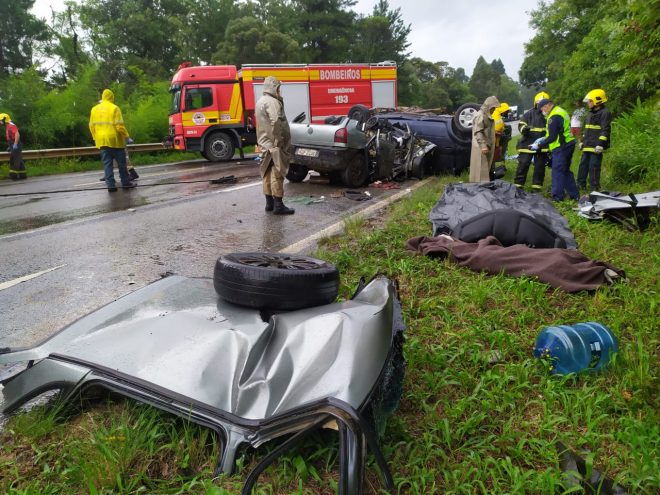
[469,95,500,182]
[255,76,294,215]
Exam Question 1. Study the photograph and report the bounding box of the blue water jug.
[533,322,619,374]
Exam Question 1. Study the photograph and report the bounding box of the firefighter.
[577,89,611,191]
[255,76,294,215]
[89,89,136,192]
[0,113,27,180]
[514,92,549,190]
[493,102,512,164]
[469,95,500,183]
[529,98,579,201]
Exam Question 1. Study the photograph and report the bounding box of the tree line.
[519,0,658,115]
[10,0,656,149]
[1,0,529,149]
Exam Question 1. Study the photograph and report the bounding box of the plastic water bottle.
[533,322,619,374]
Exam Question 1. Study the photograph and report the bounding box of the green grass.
[1,154,658,493]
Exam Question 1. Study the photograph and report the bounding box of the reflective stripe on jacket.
[582,105,612,151]
[545,105,574,152]
[517,107,548,153]
[89,89,129,149]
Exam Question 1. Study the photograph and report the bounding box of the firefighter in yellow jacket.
[89,89,135,192]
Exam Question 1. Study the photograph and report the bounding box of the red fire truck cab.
[167,62,397,161]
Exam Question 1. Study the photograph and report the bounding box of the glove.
[579,142,583,150]
[12,143,19,150]
[594,145,603,154]
[127,137,134,144]
[529,138,544,151]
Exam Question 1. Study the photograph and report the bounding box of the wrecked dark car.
[0,253,406,495]
[289,112,437,187]
[372,102,480,175]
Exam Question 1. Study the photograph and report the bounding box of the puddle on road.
[0,197,151,235]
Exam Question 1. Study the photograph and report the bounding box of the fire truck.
[167,62,397,161]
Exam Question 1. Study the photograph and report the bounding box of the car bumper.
[291,146,364,172]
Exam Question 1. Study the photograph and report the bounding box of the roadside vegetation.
[1,152,657,493]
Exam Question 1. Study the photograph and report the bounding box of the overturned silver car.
[0,253,405,494]
[289,112,437,187]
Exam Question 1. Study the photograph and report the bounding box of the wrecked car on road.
[288,103,480,186]
[289,111,437,187]
[0,253,405,495]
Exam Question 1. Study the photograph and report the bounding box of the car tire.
[411,155,425,179]
[286,164,309,183]
[204,132,235,162]
[347,104,371,125]
[453,103,480,135]
[214,252,340,310]
[341,154,370,188]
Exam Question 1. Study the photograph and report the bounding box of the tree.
[0,0,49,77]
[398,57,472,110]
[174,0,239,65]
[290,0,357,62]
[40,4,91,86]
[75,0,191,80]
[351,0,411,64]
[469,56,500,101]
[213,16,300,66]
[520,0,659,113]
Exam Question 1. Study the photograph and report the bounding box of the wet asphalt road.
[0,157,420,350]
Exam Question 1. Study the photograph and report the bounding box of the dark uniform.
[514,107,548,189]
[577,105,612,190]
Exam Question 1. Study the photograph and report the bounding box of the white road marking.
[280,178,433,254]
[0,265,66,291]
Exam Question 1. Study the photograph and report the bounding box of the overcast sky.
[32,0,538,80]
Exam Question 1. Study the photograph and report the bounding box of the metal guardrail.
[0,143,166,162]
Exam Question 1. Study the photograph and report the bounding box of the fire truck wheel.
[200,150,209,160]
[347,104,371,125]
[204,132,235,162]
[341,155,369,188]
[286,164,309,183]
[453,103,480,135]
[214,252,340,310]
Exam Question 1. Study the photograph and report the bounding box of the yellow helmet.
[534,92,550,105]
[498,102,510,113]
[583,88,607,105]
[0,113,10,123]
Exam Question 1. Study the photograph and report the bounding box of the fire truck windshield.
[169,89,181,115]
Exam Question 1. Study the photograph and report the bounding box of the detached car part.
[577,190,659,231]
[0,268,405,495]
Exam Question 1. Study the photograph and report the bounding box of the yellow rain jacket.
[89,89,129,148]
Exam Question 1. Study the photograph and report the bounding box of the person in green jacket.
[529,99,579,201]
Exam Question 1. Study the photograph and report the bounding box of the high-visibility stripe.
[583,147,596,152]
[241,68,308,82]
[517,148,549,153]
[599,135,608,141]
[585,124,601,129]
[530,127,545,132]
[369,67,397,80]
[228,83,242,121]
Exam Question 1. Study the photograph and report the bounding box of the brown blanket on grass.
[406,235,625,292]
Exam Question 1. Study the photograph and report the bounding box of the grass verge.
[0,173,658,494]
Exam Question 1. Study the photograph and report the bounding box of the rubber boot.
[265,195,274,212]
[273,197,294,215]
